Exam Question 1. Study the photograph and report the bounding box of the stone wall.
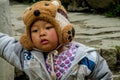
[61,0,118,11]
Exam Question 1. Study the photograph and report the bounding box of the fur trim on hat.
[20,34,34,50]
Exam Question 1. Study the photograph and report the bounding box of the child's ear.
[52,0,67,14]
[20,34,34,50]
[51,0,60,7]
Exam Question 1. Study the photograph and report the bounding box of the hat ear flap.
[20,34,34,50]
[62,24,75,43]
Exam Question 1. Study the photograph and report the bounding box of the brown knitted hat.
[20,0,75,50]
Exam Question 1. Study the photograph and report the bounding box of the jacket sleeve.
[0,32,23,70]
[87,51,113,80]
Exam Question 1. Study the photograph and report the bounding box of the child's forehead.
[31,20,53,27]
[35,20,48,23]
[34,20,52,25]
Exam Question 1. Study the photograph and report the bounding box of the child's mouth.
[41,39,48,45]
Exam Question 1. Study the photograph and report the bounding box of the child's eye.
[46,26,53,30]
[32,29,38,32]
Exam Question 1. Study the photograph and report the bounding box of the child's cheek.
[49,30,58,41]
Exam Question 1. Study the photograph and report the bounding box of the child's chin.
[37,45,57,52]
[41,48,54,53]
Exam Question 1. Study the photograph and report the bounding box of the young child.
[0,0,113,80]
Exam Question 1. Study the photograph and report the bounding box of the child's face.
[31,20,59,52]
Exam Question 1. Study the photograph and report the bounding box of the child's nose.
[39,29,46,36]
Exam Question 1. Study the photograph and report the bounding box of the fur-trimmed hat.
[20,0,75,50]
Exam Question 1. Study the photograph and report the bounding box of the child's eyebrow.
[46,25,53,27]
[32,24,39,27]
